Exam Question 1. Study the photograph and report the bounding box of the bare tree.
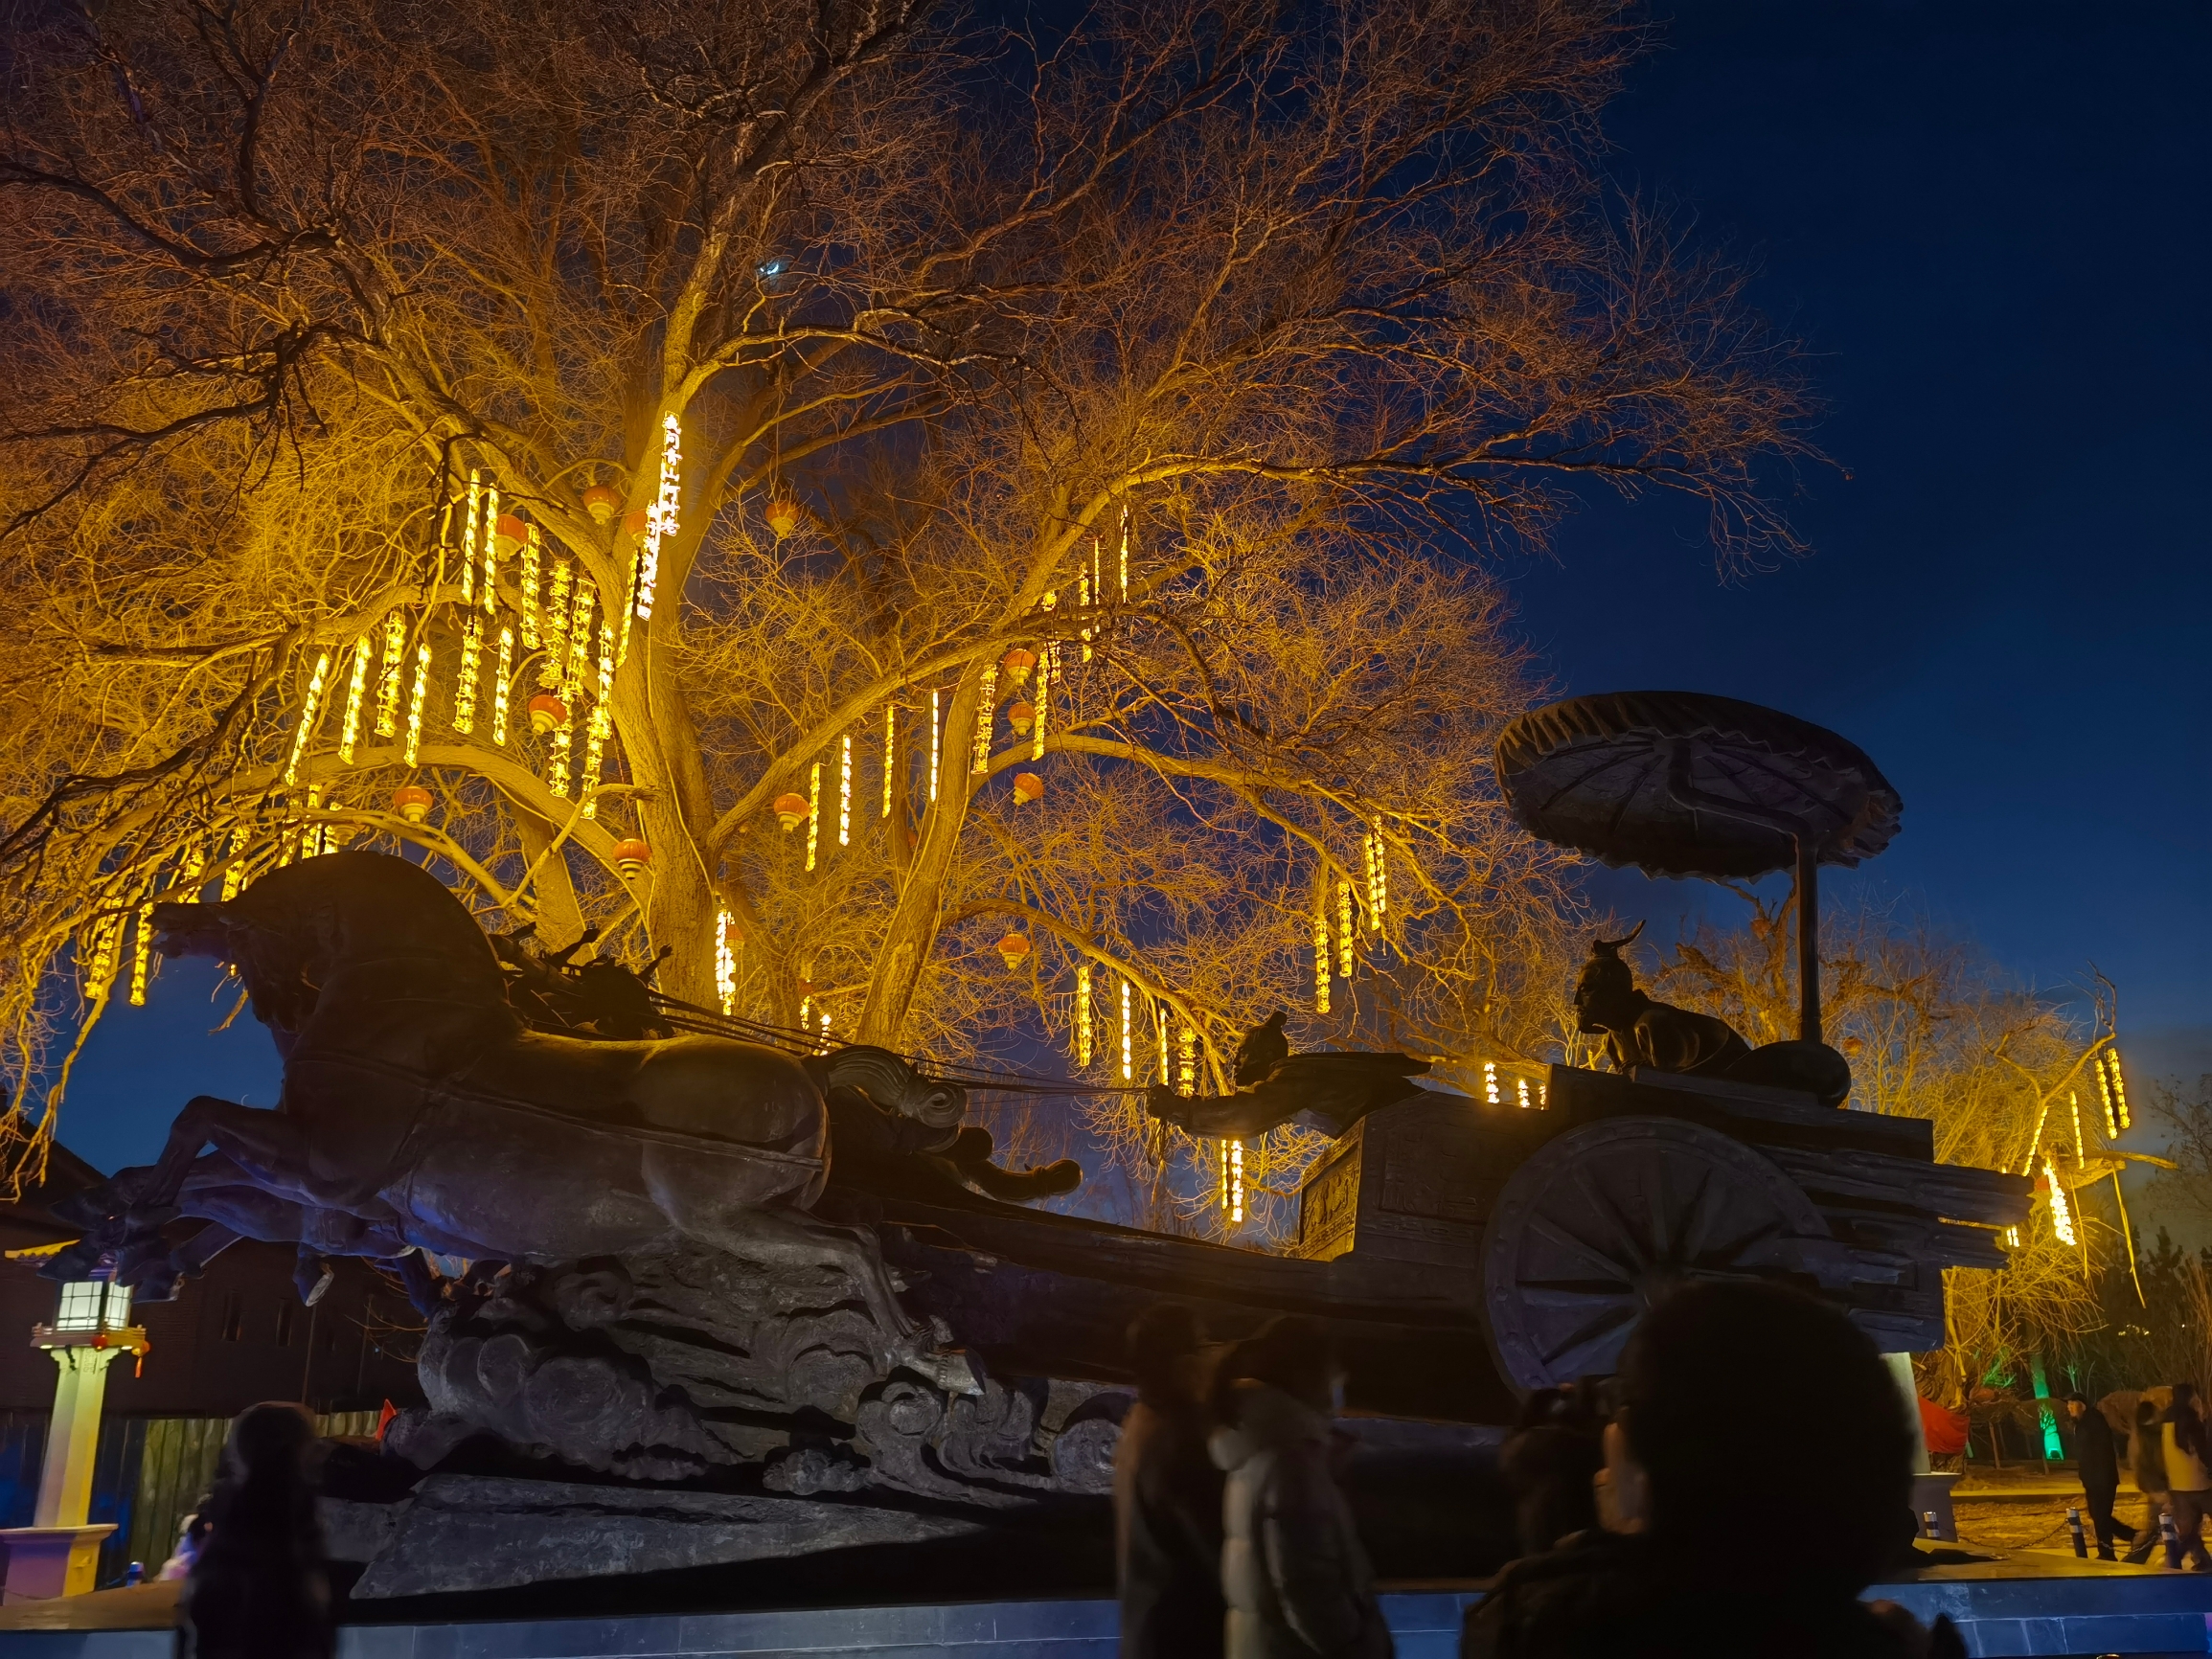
[0,0,1815,1216]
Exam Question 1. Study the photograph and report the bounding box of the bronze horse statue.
[64,851,980,1384]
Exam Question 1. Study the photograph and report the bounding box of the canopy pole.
[1795,835,1820,1046]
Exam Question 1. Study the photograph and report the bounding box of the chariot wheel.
[1480,1116,1829,1391]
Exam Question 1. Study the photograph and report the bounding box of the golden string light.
[481,483,499,615]
[460,469,480,606]
[1118,505,1129,603]
[881,703,896,818]
[971,665,997,774]
[1312,904,1331,1013]
[2070,1088,2085,1164]
[1365,820,1389,917]
[715,906,738,1017]
[2098,1048,2131,1134]
[839,733,853,848]
[520,527,541,649]
[1079,557,1094,661]
[376,613,406,737]
[2044,1155,2077,1246]
[582,616,615,817]
[491,627,513,746]
[565,580,595,697]
[1226,1142,1244,1224]
[179,843,205,898]
[806,761,821,872]
[630,413,682,646]
[1337,878,1354,978]
[1518,1077,1533,1110]
[338,636,372,764]
[127,900,154,1007]
[403,644,431,767]
[1119,978,1133,1083]
[453,618,482,735]
[1485,1060,1500,1105]
[282,651,332,787]
[928,689,941,802]
[543,559,572,684]
[549,712,573,798]
[84,910,119,1001]
[1178,1024,1196,1097]
[1156,1003,1170,1085]
[1076,964,1093,1067]
[1032,644,1049,761]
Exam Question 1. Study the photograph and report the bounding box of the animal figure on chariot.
[46,851,1074,1392]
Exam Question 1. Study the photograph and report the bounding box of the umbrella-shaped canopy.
[1494,691,1902,1047]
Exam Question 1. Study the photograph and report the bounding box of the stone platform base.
[8,1553,2212,1658]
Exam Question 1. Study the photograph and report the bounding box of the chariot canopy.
[1494,690,1903,1045]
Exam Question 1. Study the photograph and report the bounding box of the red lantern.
[390,784,433,824]
[622,508,650,540]
[493,513,527,558]
[611,838,651,879]
[995,932,1032,970]
[1007,700,1036,737]
[527,693,568,736]
[1000,648,1037,686]
[582,485,623,526]
[764,490,802,540]
[1013,772,1045,807]
[772,793,810,831]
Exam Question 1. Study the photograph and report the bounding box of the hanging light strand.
[565,580,595,699]
[281,651,332,787]
[1178,1024,1197,1097]
[971,666,997,774]
[1119,978,1133,1083]
[1032,643,1049,761]
[490,627,513,746]
[881,703,897,819]
[1312,903,1331,1013]
[460,469,481,606]
[453,617,482,735]
[715,906,738,1018]
[127,899,155,1007]
[543,559,571,685]
[403,644,432,767]
[338,636,373,765]
[1156,1003,1170,1085]
[806,761,821,872]
[626,412,682,660]
[481,483,499,615]
[519,526,541,649]
[581,615,615,818]
[1337,878,1355,978]
[1118,504,1129,603]
[2044,1155,2077,1245]
[839,734,853,848]
[1075,964,1093,1067]
[929,690,942,802]
[376,613,406,737]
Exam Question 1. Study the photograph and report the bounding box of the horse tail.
[814,1045,966,1129]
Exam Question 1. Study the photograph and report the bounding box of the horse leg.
[138,1096,316,1218]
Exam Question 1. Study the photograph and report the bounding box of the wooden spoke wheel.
[1480,1116,1829,1391]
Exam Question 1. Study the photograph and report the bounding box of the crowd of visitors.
[1113,1280,1965,1658]
[2074,1381,2212,1568]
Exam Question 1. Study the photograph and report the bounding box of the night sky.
[55,1,2209,1173]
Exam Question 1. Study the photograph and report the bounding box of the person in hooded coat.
[1114,1304,1226,1659]
[2064,1392,2132,1560]
[1461,1281,1960,1659]
[2160,1383,2212,1570]
[178,1401,332,1659]
[2126,1397,2171,1564]
[1210,1315,1391,1659]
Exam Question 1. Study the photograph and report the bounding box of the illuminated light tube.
[1178,1025,1196,1097]
[179,843,206,898]
[1079,561,1094,661]
[581,705,609,819]
[839,734,852,848]
[1312,908,1331,1013]
[1337,879,1354,978]
[715,907,738,1017]
[543,559,572,684]
[482,483,499,614]
[403,644,432,767]
[491,628,513,746]
[929,690,941,802]
[461,469,480,606]
[1518,1077,1532,1110]
[127,901,154,1007]
[1076,964,1092,1067]
[338,636,372,764]
[549,715,572,799]
[453,618,482,735]
[1230,1141,1243,1225]
[1118,506,1129,603]
[806,761,821,872]
[1220,1142,1230,1212]
[1156,1004,1170,1084]
[1120,979,1132,1083]
[818,1009,832,1053]
[634,413,682,626]
[972,667,997,775]
[282,651,332,786]
[220,833,248,901]
[881,704,896,819]
[2044,1155,2077,1246]
[566,581,595,696]
[520,527,541,648]
[2070,1088,2085,1163]
[1032,647,1049,761]
[84,911,118,1001]
[1485,1061,1499,1105]
[376,613,406,737]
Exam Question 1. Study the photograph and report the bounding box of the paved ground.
[1950,1467,2166,1556]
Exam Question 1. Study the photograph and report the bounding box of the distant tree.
[0,0,1814,1220]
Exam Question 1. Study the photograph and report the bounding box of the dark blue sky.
[55,1,2210,1172]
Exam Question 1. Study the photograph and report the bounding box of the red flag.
[376,1398,399,1441]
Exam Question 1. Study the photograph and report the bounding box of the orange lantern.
[611,838,651,878]
[1000,648,1037,686]
[1007,700,1036,737]
[582,485,623,525]
[764,490,802,540]
[622,508,650,540]
[527,693,568,736]
[772,792,810,831]
[1013,772,1045,806]
[493,513,527,558]
[996,932,1032,970]
[390,784,433,824]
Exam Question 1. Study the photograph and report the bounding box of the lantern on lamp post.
[0,1269,148,1601]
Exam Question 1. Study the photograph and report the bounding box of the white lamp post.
[0,1275,148,1602]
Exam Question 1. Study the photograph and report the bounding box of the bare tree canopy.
[0,0,1815,1218]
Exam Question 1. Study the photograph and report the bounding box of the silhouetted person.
[178,1402,331,1659]
[1498,1384,1607,1556]
[2161,1384,2212,1570]
[2126,1398,2170,1564]
[1462,1282,1959,1658]
[1211,1315,1391,1659]
[1115,1305,1226,1659]
[2064,1393,2131,1560]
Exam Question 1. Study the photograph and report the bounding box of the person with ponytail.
[1115,1304,1226,1658]
[178,1401,333,1659]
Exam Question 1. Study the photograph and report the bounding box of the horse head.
[816,1045,967,1131]
[153,851,508,1038]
